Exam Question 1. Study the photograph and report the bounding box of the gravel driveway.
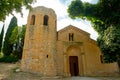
[64,77,101,80]
[64,77,120,80]
[0,63,120,80]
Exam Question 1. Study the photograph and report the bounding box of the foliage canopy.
[3,16,17,56]
[0,25,4,52]
[68,0,120,63]
[0,0,36,21]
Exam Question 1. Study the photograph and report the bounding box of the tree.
[17,25,26,59]
[68,0,120,63]
[0,25,4,52]
[10,25,26,59]
[0,0,36,21]
[9,26,18,45]
[3,16,17,56]
[0,23,26,62]
[19,25,26,53]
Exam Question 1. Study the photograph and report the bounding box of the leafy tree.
[68,0,120,63]
[0,24,26,62]
[9,26,20,59]
[19,25,26,55]
[0,0,36,21]
[10,25,26,59]
[0,25,4,52]
[97,26,120,62]
[9,26,18,45]
[18,25,26,59]
[3,16,17,56]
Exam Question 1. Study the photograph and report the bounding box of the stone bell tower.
[21,6,57,76]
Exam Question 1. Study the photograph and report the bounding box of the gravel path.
[64,77,120,80]
[0,63,120,80]
[64,77,101,80]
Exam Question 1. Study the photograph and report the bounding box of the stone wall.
[21,6,57,77]
[21,6,118,77]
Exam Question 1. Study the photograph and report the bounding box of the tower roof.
[30,6,56,17]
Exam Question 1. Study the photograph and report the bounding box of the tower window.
[30,15,35,25]
[46,55,49,58]
[43,15,49,25]
[69,33,74,41]
[56,32,58,40]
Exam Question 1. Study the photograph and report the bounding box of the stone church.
[21,6,118,77]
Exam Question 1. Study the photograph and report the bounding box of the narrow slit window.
[30,15,35,25]
[69,33,74,41]
[43,15,49,25]
[56,32,58,40]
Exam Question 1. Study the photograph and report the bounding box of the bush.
[0,52,3,58]
[0,55,18,63]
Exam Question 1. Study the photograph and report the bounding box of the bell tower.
[21,6,57,76]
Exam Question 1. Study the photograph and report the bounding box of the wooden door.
[69,56,79,76]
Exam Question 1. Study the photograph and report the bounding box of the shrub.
[0,55,18,63]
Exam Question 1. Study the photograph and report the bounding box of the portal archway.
[65,45,83,76]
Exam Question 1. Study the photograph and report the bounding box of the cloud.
[57,16,98,39]
[82,0,98,4]
[32,0,68,18]
[0,0,98,40]
[59,0,99,5]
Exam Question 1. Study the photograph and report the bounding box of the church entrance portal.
[69,56,79,76]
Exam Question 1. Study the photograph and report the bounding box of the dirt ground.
[0,63,120,80]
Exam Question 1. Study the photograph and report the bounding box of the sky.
[0,0,98,40]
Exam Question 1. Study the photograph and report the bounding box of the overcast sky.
[0,0,98,40]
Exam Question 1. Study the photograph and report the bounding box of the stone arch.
[30,15,35,25]
[64,45,83,76]
[66,45,81,55]
[43,15,49,25]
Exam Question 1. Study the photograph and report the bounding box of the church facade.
[21,6,118,77]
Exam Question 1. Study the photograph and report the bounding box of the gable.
[58,25,90,36]
[57,25,91,42]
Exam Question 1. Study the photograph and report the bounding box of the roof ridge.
[58,25,90,36]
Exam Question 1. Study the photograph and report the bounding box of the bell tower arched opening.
[43,15,49,25]
[30,15,35,25]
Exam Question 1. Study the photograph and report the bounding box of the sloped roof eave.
[58,25,90,36]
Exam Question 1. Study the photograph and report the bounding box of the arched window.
[43,15,49,25]
[30,15,35,25]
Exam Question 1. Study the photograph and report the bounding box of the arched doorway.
[65,45,83,76]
